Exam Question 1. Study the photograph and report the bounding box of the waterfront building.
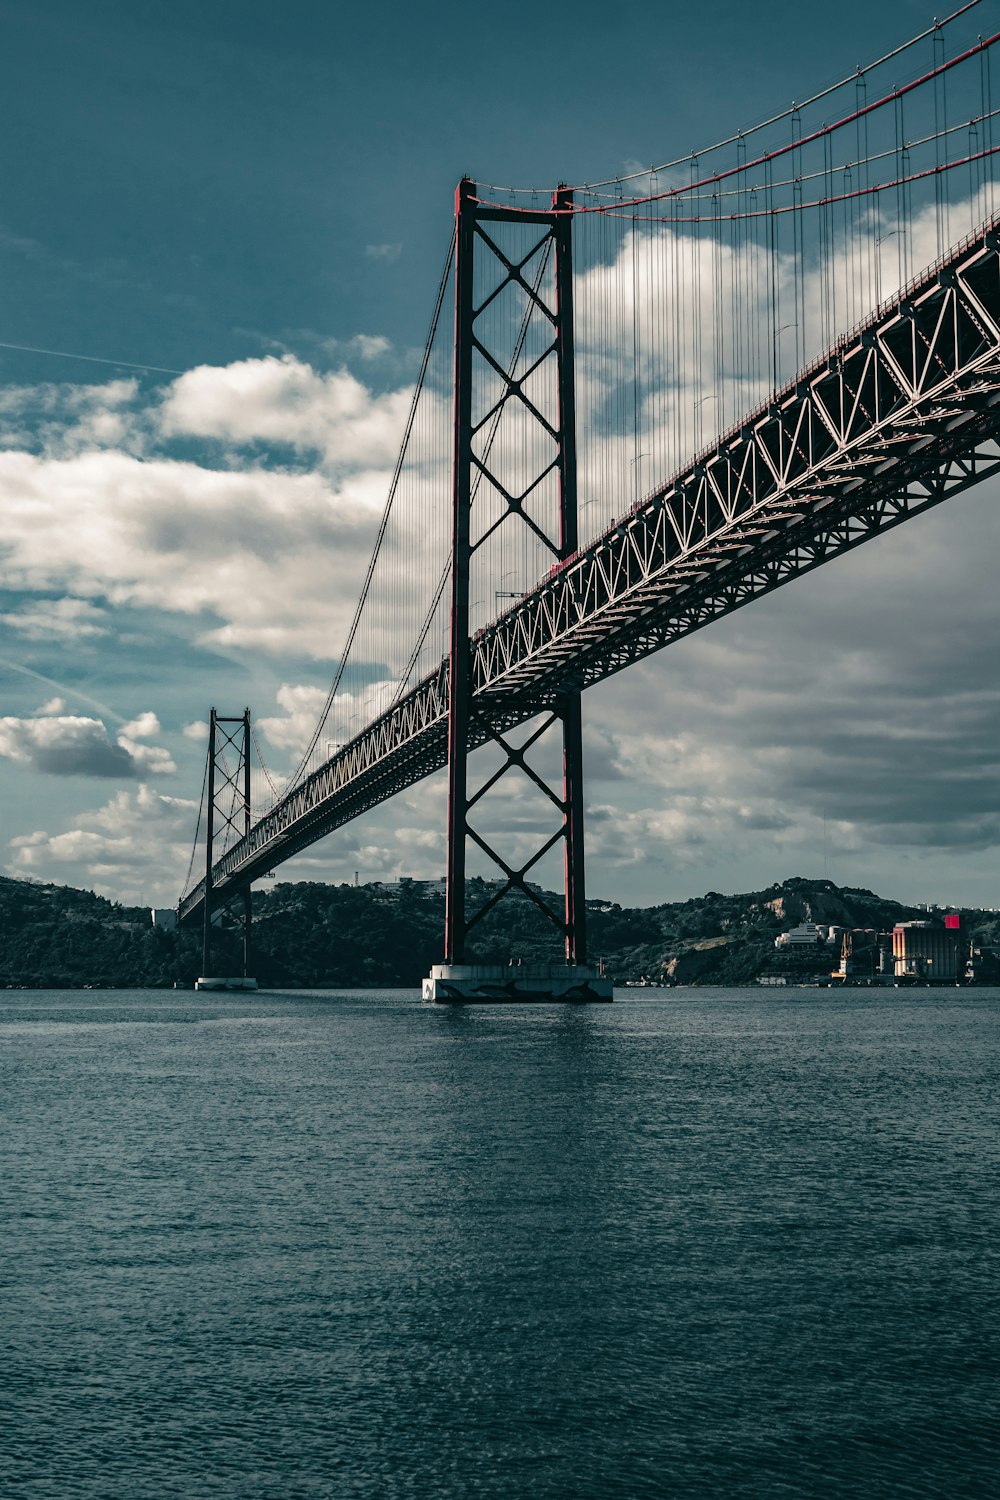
[892,918,963,981]
[775,921,827,948]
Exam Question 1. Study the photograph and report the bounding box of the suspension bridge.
[180,5,1000,998]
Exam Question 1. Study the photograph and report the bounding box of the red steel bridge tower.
[196,708,258,993]
[424,180,611,1001]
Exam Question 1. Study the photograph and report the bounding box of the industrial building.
[774,921,827,947]
[892,917,963,982]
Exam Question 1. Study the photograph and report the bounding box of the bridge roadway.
[179,215,1000,926]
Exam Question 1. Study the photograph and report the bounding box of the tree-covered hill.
[2,871,997,989]
[0,876,177,989]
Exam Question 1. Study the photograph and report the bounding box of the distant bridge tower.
[197,708,257,992]
[424,180,611,1003]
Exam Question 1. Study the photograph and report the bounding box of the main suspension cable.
[281,227,457,798]
[474,29,1000,218]
[477,1,983,195]
[182,736,211,898]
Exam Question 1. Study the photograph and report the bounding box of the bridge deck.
[179,218,1000,926]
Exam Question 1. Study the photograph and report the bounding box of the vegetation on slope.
[2,871,997,989]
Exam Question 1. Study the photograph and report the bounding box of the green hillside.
[2,871,998,989]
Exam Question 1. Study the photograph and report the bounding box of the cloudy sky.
[1,0,999,912]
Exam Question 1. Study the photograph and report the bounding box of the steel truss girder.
[179,216,1000,928]
[470,219,1000,694]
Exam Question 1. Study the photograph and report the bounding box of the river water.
[2,987,998,1498]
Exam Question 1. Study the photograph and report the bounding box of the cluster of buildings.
[382,877,449,899]
[774,915,973,983]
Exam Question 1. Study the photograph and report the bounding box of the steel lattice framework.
[443,183,587,964]
[179,215,1000,928]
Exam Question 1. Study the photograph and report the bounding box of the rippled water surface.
[2,987,999,1498]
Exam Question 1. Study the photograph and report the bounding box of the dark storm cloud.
[0,714,174,779]
[585,476,1000,862]
[34,735,139,778]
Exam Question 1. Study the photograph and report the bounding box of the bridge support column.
[195,707,258,993]
[553,184,587,969]
[201,707,217,980]
[443,178,476,967]
[429,179,609,1003]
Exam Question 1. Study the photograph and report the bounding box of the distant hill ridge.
[1,872,996,989]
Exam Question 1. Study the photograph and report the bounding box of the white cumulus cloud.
[0,351,449,662]
[120,711,161,739]
[158,354,414,474]
[257,683,331,754]
[9,783,197,904]
[0,711,175,779]
[0,597,111,641]
[0,447,393,659]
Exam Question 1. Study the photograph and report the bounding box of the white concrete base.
[423,962,613,1003]
[194,976,259,992]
